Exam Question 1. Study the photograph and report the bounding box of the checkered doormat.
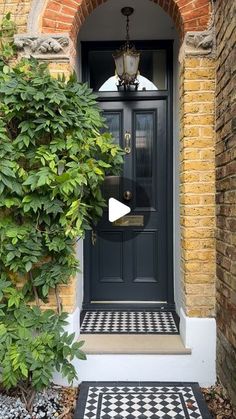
[74,382,212,419]
[80,310,179,334]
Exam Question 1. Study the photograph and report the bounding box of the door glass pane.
[104,112,120,145]
[102,111,122,201]
[135,112,154,208]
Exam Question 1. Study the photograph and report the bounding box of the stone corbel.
[179,27,216,62]
[14,34,74,62]
[185,28,215,56]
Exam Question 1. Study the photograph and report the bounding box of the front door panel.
[89,100,169,303]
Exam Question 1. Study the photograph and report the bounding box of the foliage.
[0,12,16,60]
[0,13,123,410]
[0,57,123,303]
[0,281,86,412]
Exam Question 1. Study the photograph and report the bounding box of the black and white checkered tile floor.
[75,382,212,419]
[80,311,179,334]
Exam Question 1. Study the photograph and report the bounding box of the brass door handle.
[124,131,131,154]
[123,190,132,201]
[91,230,97,245]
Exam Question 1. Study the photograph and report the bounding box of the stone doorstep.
[80,334,192,355]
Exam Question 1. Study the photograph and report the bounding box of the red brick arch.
[41,0,211,41]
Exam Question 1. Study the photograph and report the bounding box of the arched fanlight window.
[99,75,158,92]
[86,48,167,92]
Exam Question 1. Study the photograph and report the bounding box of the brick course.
[180,55,216,318]
[0,0,32,33]
[215,0,236,409]
[41,0,211,40]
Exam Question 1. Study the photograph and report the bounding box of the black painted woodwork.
[82,41,173,309]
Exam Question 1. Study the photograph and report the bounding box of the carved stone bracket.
[14,34,74,62]
[179,27,216,62]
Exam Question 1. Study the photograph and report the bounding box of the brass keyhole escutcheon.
[123,190,132,201]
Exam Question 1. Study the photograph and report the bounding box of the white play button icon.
[108,198,131,222]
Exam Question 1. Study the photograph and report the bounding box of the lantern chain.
[126,15,130,43]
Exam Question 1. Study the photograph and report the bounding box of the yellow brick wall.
[0,0,217,318]
[40,276,78,313]
[0,0,32,33]
[215,0,236,407]
[48,62,73,80]
[180,56,216,317]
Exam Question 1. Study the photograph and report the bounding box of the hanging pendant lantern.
[113,7,140,91]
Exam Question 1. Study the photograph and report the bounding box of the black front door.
[86,99,172,305]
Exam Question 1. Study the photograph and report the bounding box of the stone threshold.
[80,333,191,355]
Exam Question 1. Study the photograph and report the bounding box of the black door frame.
[81,40,174,310]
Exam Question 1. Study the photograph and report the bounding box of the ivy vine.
[0,13,123,410]
[0,51,123,312]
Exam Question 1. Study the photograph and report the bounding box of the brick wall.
[42,0,211,40]
[180,56,216,317]
[38,0,215,319]
[1,0,216,317]
[0,0,32,33]
[215,0,236,408]
[40,276,78,313]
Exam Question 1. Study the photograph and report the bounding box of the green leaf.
[76,351,87,360]
[94,167,104,175]
[25,261,32,272]
[0,324,7,336]
[3,66,10,74]
[20,363,28,378]
[42,284,49,297]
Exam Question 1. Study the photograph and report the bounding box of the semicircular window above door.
[85,48,167,92]
[99,75,158,91]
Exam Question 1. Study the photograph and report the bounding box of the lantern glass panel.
[114,54,124,77]
[124,53,140,78]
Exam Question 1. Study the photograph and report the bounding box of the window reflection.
[101,112,122,201]
[103,112,121,144]
[99,74,158,92]
[135,113,154,208]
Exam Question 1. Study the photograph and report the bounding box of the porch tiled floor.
[80,310,179,334]
[75,382,212,419]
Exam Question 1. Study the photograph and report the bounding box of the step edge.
[84,349,192,355]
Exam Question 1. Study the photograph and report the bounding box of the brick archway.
[13,0,214,323]
[41,0,211,41]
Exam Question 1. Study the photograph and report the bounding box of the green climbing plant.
[0,13,123,412]
[0,12,16,60]
[0,57,123,305]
